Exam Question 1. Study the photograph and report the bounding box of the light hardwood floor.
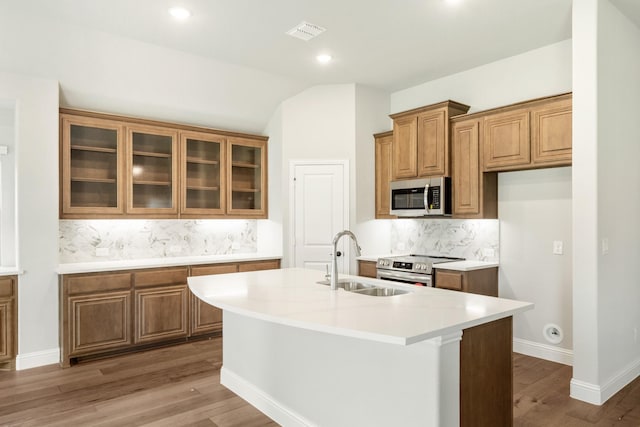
[1,338,639,426]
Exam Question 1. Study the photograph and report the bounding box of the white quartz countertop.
[188,267,532,346]
[0,267,21,277]
[57,253,282,275]
[434,260,499,271]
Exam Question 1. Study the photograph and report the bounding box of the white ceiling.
[17,0,578,92]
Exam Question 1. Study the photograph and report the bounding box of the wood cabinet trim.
[133,267,188,288]
[389,100,471,120]
[59,108,269,142]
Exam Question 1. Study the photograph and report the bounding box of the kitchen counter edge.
[57,253,283,275]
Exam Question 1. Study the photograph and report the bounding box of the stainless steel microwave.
[390,177,452,217]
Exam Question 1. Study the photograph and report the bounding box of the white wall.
[0,72,59,368]
[0,104,16,266]
[0,5,305,135]
[353,85,393,260]
[278,85,356,269]
[390,40,573,360]
[572,0,640,404]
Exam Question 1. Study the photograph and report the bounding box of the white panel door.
[293,162,347,273]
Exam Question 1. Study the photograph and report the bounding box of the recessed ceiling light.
[169,6,191,20]
[316,54,332,64]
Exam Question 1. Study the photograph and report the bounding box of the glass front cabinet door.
[126,124,178,216]
[61,114,124,216]
[180,131,225,216]
[227,137,267,217]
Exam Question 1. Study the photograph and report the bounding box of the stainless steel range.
[376,254,464,287]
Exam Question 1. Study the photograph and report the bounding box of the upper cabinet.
[227,137,267,217]
[483,93,572,172]
[60,109,268,219]
[180,131,226,217]
[126,124,179,217]
[374,131,396,219]
[390,101,470,180]
[61,114,125,216]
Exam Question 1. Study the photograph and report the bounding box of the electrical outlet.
[553,240,563,255]
[602,238,609,255]
[482,248,495,258]
[169,245,182,254]
[95,247,109,257]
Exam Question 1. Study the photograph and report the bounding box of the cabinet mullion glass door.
[126,125,178,215]
[61,115,124,216]
[227,137,267,217]
[180,132,225,216]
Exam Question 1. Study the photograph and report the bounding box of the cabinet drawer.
[65,273,132,295]
[134,267,188,288]
[435,271,463,291]
[0,277,14,298]
[358,261,377,278]
[190,263,238,277]
[238,260,281,272]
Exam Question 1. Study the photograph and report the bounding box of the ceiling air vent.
[286,21,326,41]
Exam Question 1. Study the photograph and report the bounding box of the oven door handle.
[376,269,432,283]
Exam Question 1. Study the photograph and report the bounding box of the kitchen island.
[188,268,533,427]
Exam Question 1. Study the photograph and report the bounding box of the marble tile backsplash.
[59,220,257,263]
[390,219,499,262]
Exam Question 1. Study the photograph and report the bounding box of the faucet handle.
[325,264,330,280]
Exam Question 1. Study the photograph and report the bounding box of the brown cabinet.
[451,118,498,219]
[126,124,179,217]
[435,267,499,297]
[374,131,395,219]
[133,268,188,344]
[60,109,269,219]
[60,259,280,366]
[228,137,267,217]
[531,96,572,166]
[180,131,226,216]
[0,276,17,370]
[60,272,133,367]
[357,260,377,278]
[390,101,470,180]
[482,93,572,172]
[60,114,125,217]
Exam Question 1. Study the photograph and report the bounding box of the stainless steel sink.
[352,287,408,296]
[316,279,409,296]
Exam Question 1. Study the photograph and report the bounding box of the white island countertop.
[188,267,532,346]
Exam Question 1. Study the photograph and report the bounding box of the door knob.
[336,251,342,257]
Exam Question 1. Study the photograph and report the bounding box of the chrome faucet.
[330,230,362,290]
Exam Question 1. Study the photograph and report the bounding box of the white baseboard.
[513,338,573,366]
[570,356,640,405]
[16,348,59,370]
[221,366,314,427]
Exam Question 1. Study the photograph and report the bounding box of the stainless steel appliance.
[376,254,463,287]
[389,177,452,217]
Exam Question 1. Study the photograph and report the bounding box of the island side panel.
[460,316,513,427]
[220,311,462,427]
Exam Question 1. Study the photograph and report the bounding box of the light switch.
[553,240,563,255]
[602,238,609,255]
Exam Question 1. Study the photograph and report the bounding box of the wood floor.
[1,339,640,426]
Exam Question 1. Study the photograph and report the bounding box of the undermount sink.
[316,279,409,296]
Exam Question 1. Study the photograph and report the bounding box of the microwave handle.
[424,184,430,213]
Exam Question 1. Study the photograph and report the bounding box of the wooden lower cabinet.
[357,260,377,278]
[0,276,17,370]
[461,316,513,427]
[60,259,280,366]
[435,267,499,297]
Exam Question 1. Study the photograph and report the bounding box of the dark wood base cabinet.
[0,276,17,371]
[59,259,280,367]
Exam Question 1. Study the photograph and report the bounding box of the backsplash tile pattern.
[390,219,499,262]
[59,220,257,263]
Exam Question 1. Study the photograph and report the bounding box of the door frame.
[288,159,350,270]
